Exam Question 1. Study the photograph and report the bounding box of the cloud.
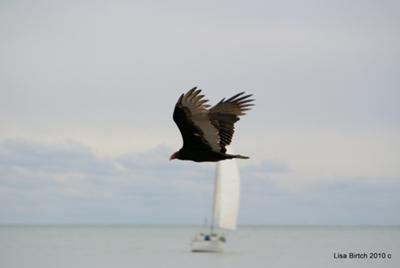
[0,139,118,175]
[242,160,290,174]
[0,139,216,224]
[239,178,400,225]
[1,139,399,225]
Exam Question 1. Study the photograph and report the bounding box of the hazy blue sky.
[1,0,399,225]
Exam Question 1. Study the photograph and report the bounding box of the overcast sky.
[1,0,399,225]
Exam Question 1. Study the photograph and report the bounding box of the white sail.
[191,148,241,252]
[212,149,240,230]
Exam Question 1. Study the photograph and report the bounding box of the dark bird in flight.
[170,87,254,162]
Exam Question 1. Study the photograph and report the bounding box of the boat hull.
[191,240,225,253]
[190,233,226,253]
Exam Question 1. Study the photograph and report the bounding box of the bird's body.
[170,87,254,162]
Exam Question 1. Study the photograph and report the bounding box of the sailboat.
[190,150,240,253]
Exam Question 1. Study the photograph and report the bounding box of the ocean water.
[0,225,399,268]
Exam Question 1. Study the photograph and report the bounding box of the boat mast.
[210,162,219,234]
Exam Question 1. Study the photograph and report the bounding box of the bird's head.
[169,151,179,160]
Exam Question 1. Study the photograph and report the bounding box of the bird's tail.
[233,154,249,159]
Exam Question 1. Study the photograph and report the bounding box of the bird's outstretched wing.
[173,87,221,152]
[209,92,254,152]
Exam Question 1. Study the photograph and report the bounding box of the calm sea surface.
[0,225,399,268]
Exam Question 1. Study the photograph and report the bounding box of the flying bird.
[170,87,254,162]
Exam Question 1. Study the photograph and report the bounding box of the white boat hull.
[191,240,225,253]
[190,233,226,253]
